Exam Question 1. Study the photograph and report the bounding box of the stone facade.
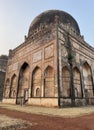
[3,10,94,107]
[0,55,8,101]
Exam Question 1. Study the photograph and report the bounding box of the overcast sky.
[0,0,94,55]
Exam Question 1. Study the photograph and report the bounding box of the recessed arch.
[17,62,30,103]
[62,66,70,97]
[44,65,53,72]
[73,67,82,97]
[82,62,93,98]
[32,65,41,73]
[36,88,40,97]
[4,78,10,98]
[20,61,30,70]
[10,74,17,98]
[82,61,91,69]
[44,66,54,97]
[32,66,42,97]
[6,78,10,84]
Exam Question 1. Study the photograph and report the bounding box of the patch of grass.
[1,103,94,117]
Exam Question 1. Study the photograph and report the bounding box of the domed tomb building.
[3,10,94,107]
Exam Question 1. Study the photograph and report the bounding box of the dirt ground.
[0,107,94,130]
[0,114,31,130]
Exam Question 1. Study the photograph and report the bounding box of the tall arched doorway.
[73,67,82,98]
[32,67,42,97]
[44,66,54,97]
[10,74,17,98]
[17,62,30,104]
[82,62,93,98]
[62,67,70,97]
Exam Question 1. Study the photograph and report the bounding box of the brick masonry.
[3,10,94,107]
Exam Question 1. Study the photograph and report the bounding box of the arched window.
[62,67,70,97]
[32,67,41,97]
[73,67,82,97]
[82,62,93,98]
[44,66,54,97]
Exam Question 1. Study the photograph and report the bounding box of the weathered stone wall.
[0,55,8,71]
[58,24,94,107]
[0,71,6,100]
[4,25,59,106]
[0,55,8,101]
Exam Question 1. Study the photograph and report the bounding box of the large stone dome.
[28,10,80,35]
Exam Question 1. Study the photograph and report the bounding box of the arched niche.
[73,67,82,97]
[4,78,10,98]
[32,67,41,97]
[82,62,93,98]
[44,66,54,97]
[10,74,17,98]
[62,66,70,97]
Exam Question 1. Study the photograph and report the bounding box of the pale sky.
[0,0,94,55]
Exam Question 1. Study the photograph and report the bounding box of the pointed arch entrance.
[17,62,30,104]
[82,62,93,98]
